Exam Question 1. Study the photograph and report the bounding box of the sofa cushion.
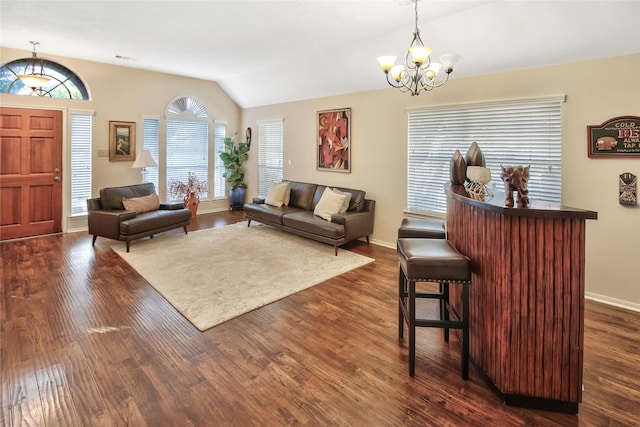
[101,183,155,210]
[332,188,352,214]
[282,211,345,239]
[265,181,290,207]
[119,209,191,236]
[244,203,296,225]
[314,188,347,220]
[287,181,317,210]
[123,193,160,214]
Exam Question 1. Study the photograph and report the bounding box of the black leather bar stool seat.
[397,238,471,379]
[397,218,446,239]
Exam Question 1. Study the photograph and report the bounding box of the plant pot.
[229,187,246,211]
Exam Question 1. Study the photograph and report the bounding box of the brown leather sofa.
[87,183,192,252]
[244,181,375,255]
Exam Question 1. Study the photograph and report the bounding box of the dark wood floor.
[2,211,639,426]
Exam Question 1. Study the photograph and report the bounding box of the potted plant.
[220,133,250,211]
[169,171,208,219]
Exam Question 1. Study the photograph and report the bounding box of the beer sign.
[587,116,640,158]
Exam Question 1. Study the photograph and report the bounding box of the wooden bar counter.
[445,184,597,413]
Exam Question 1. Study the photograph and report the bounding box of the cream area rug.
[112,222,374,331]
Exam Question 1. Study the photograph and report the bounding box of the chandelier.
[17,41,51,90]
[377,0,461,96]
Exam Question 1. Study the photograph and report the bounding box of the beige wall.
[1,46,638,309]
[242,54,640,310]
[0,46,242,230]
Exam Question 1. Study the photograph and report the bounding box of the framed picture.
[587,116,640,158]
[317,108,351,172]
[109,121,136,162]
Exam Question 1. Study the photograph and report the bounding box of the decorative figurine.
[619,172,637,206]
[449,150,467,185]
[465,166,493,200]
[500,165,530,208]
[464,141,486,167]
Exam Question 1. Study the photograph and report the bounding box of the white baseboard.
[585,292,640,313]
[370,238,394,249]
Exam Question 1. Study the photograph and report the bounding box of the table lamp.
[131,149,157,183]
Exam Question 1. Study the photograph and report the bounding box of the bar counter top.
[446,183,598,220]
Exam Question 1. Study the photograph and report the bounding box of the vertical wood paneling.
[446,193,590,407]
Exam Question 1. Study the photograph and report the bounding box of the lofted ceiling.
[1,0,639,108]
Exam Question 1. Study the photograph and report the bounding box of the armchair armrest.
[88,209,137,240]
[87,197,102,212]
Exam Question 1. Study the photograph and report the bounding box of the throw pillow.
[283,181,292,206]
[313,187,347,221]
[265,181,289,207]
[332,188,352,214]
[122,193,160,214]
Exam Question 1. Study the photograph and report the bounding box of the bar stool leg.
[438,282,444,322]
[462,281,470,380]
[408,279,416,377]
[443,282,450,343]
[398,267,405,339]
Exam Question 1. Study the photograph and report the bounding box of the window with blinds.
[258,119,284,197]
[70,112,92,215]
[143,118,159,191]
[213,121,227,199]
[407,96,564,215]
[165,96,210,201]
[166,120,209,200]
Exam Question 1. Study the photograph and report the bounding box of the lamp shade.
[17,74,51,88]
[132,150,157,168]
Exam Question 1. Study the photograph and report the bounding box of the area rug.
[111,222,374,331]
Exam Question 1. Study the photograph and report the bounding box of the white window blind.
[258,119,284,197]
[70,112,92,215]
[166,120,209,200]
[213,121,227,198]
[407,96,564,215]
[143,118,159,191]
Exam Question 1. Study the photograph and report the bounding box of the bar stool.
[397,238,471,379]
[397,217,446,239]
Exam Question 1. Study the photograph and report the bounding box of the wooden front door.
[0,108,63,240]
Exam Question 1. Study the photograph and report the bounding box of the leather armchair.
[87,183,192,252]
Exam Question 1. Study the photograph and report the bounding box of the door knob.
[54,177,61,182]
[54,167,61,173]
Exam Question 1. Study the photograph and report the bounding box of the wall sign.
[587,116,640,158]
[619,172,637,206]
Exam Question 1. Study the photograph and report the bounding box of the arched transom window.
[0,58,89,100]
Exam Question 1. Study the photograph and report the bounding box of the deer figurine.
[500,165,530,208]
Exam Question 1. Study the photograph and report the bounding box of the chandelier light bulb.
[441,53,462,73]
[424,62,442,80]
[409,46,431,65]
[376,56,398,72]
[390,65,405,82]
